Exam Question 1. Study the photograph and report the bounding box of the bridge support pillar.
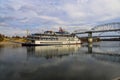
[88,32,93,43]
[88,43,92,53]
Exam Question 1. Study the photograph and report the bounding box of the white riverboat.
[22,28,81,46]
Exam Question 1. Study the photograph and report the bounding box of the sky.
[0,0,120,36]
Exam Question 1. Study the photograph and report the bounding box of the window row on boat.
[28,37,59,40]
[30,33,75,37]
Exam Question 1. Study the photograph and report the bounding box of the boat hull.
[22,41,81,46]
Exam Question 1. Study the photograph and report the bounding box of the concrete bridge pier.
[87,32,93,53]
[88,32,93,43]
[88,43,93,53]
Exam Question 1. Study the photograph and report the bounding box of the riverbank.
[0,38,26,46]
[0,41,22,48]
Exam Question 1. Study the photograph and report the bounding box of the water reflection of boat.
[27,45,81,59]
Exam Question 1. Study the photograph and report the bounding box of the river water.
[0,41,120,80]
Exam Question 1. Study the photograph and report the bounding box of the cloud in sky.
[0,0,120,36]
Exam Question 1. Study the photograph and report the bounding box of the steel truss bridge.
[73,22,120,42]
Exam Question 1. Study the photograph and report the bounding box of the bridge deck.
[74,29,120,34]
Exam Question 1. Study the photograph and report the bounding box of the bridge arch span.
[91,22,120,36]
[91,22,120,31]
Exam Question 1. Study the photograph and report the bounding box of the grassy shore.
[0,38,27,46]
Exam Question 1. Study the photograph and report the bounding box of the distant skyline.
[0,0,120,36]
